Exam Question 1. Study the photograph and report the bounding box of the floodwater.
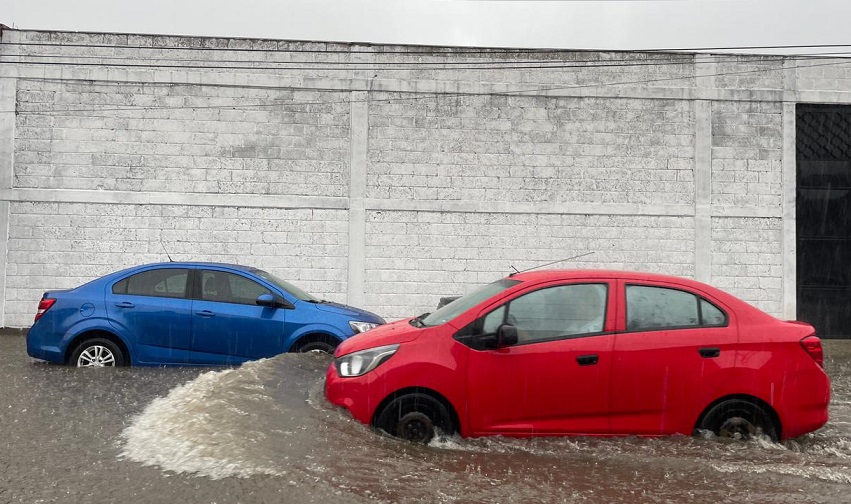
[2,334,851,504]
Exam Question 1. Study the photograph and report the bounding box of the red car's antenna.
[510,251,594,276]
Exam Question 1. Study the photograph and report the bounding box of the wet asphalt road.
[2,333,851,504]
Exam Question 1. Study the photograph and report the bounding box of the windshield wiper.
[409,312,430,328]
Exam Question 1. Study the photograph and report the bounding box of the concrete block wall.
[366,211,695,319]
[710,217,784,315]
[711,100,783,208]
[2,29,850,327]
[14,80,352,197]
[796,58,851,92]
[5,202,349,326]
[714,56,785,90]
[364,49,695,89]
[367,95,695,205]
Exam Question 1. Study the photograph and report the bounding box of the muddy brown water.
[2,334,850,503]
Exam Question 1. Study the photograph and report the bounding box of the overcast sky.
[4,0,851,54]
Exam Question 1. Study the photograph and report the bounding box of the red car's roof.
[510,269,701,284]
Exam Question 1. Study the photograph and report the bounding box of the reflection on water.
[3,334,851,503]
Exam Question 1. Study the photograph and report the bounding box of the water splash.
[120,357,307,480]
[115,350,851,502]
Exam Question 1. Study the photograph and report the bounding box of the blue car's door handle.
[195,310,215,318]
[115,302,135,308]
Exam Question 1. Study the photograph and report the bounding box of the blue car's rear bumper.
[26,327,65,364]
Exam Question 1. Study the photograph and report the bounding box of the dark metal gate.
[796,104,851,339]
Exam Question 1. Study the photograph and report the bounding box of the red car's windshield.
[420,278,520,327]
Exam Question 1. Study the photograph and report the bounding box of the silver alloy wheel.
[76,345,117,367]
[304,348,330,354]
[296,340,335,354]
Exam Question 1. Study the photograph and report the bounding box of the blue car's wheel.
[293,335,338,354]
[295,340,335,354]
[70,338,127,367]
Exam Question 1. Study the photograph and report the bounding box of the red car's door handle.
[699,347,721,358]
[576,354,598,366]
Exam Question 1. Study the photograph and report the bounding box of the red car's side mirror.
[497,324,519,347]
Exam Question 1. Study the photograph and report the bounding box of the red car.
[325,270,830,443]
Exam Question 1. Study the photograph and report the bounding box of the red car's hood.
[335,318,423,357]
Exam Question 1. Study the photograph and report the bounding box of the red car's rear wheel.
[698,398,778,441]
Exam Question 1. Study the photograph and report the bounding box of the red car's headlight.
[335,344,400,377]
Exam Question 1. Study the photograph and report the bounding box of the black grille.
[797,106,851,162]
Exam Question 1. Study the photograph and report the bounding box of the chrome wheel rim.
[77,345,116,367]
[305,348,330,354]
[298,343,333,354]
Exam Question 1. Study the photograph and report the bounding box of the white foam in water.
[120,359,287,480]
[786,436,851,460]
[711,462,851,484]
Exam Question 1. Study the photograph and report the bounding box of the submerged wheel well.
[695,394,782,439]
[65,330,130,365]
[371,386,461,433]
[289,332,341,352]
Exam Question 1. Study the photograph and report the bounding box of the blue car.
[26,262,385,367]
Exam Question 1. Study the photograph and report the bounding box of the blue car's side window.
[112,269,189,298]
[200,270,271,305]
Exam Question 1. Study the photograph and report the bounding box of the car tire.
[697,398,778,441]
[295,339,336,354]
[69,338,127,367]
[375,392,455,443]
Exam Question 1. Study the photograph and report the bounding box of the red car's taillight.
[34,298,56,322]
[800,335,824,368]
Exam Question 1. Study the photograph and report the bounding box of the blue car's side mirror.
[256,293,293,309]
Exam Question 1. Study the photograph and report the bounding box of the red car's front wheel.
[374,392,456,443]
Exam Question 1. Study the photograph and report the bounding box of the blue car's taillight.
[34,298,56,322]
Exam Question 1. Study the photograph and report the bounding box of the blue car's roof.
[116,262,257,274]
[86,262,260,287]
[136,262,255,270]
